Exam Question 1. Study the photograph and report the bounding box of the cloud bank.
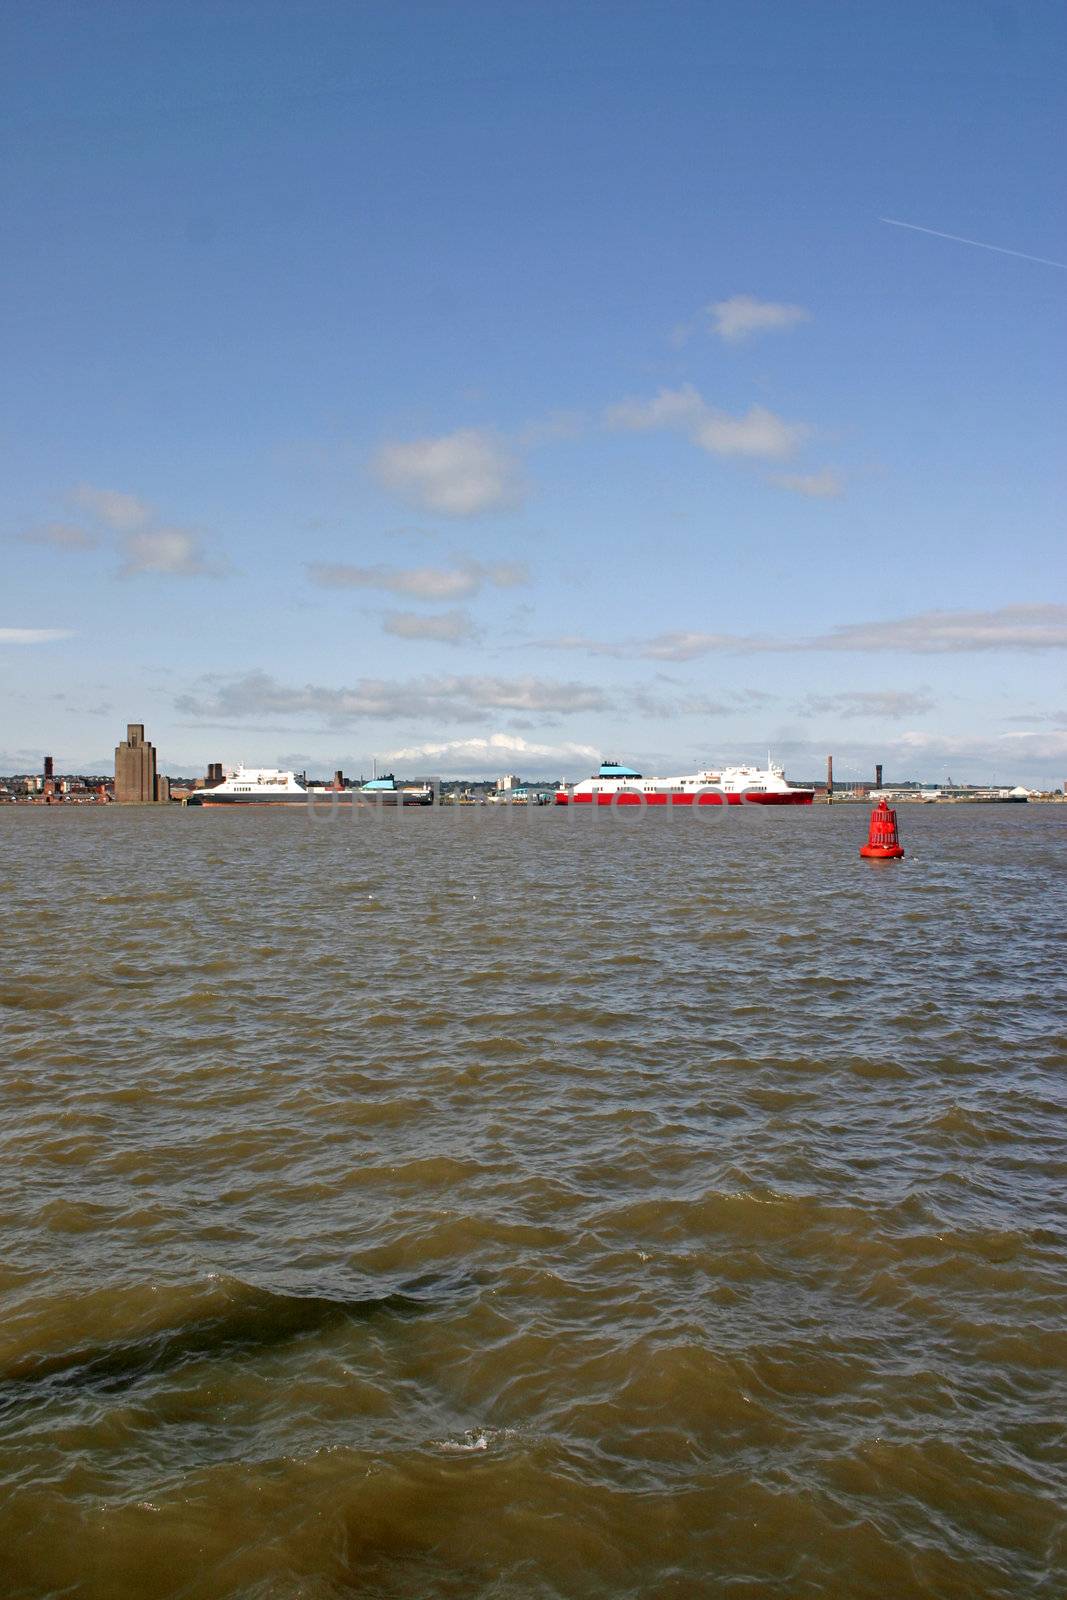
[177,670,614,727]
[382,732,599,768]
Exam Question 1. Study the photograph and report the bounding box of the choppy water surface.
[1,804,1065,1600]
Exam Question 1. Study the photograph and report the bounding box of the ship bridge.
[598,761,643,780]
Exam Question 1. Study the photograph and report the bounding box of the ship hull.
[187,793,431,808]
[555,790,813,806]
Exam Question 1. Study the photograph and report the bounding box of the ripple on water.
[0,804,1064,1599]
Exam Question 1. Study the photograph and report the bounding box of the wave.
[0,1273,460,1397]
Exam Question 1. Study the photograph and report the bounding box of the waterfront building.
[114,723,159,803]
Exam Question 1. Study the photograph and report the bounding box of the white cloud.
[306,559,528,600]
[478,560,527,589]
[0,627,74,644]
[309,562,474,599]
[544,629,771,661]
[119,528,219,578]
[546,606,1067,660]
[383,609,478,643]
[373,428,526,517]
[37,484,230,578]
[606,385,807,460]
[708,294,811,342]
[772,468,844,499]
[629,685,773,717]
[1003,708,1067,726]
[798,690,935,720]
[693,406,807,459]
[382,732,599,770]
[998,729,1067,748]
[20,522,100,550]
[606,385,706,433]
[816,605,1067,653]
[70,484,153,533]
[633,630,764,662]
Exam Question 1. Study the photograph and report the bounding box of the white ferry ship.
[185,767,433,806]
[556,758,814,806]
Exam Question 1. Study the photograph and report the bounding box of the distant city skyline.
[2,1,1064,783]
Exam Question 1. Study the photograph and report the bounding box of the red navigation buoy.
[860,798,904,860]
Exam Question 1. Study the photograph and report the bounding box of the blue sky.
[2,0,1064,782]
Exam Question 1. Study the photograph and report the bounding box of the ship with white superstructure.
[556,757,813,806]
[185,767,432,806]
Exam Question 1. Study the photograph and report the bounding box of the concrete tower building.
[114,723,158,803]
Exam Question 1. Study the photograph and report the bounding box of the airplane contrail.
[880,217,1067,270]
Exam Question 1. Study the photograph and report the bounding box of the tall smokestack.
[875,763,883,789]
[826,755,834,803]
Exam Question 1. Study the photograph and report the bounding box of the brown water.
[1,804,1065,1600]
